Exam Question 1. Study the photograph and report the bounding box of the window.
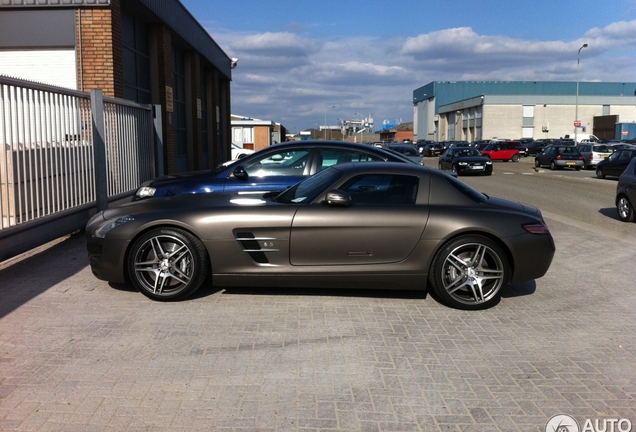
[317,149,383,171]
[243,150,310,177]
[341,174,419,205]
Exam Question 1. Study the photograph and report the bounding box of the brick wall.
[75,0,123,98]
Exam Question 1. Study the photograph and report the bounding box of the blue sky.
[180,0,636,134]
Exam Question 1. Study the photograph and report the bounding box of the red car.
[481,142,521,162]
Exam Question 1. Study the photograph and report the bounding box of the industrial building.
[413,81,636,142]
[0,0,234,174]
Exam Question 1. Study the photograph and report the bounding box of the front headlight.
[486,160,493,165]
[459,162,468,166]
[94,216,135,238]
[136,186,156,198]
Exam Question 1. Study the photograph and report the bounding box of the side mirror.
[325,189,352,207]
[233,166,248,180]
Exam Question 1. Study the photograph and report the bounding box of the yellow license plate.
[566,162,576,165]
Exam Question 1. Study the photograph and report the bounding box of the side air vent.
[235,231,276,264]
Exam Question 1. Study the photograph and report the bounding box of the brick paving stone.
[0,220,635,431]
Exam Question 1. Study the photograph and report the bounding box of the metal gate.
[0,76,162,262]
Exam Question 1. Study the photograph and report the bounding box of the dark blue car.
[134,141,420,200]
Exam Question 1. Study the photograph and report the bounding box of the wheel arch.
[428,229,515,278]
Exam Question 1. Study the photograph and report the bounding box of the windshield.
[275,167,342,204]
[453,148,481,157]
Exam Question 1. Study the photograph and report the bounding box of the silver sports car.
[86,162,555,310]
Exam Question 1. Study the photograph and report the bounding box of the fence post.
[90,89,108,211]
[153,104,164,177]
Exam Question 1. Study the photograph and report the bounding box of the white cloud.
[209,21,636,132]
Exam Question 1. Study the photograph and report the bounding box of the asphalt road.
[421,155,633,240]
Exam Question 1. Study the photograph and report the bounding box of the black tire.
[127,227,210,301]
[596,168,605,179]
[451,164,458,174]
[511,154,520,162]
[534,159,541,168]
[428,235,509,310]
[550,161,558,170]
[617,195,635,222]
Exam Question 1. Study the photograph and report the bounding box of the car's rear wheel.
[127,227,209,301]
[550,161,558,170]
[511,154,520,162]
[617,196,635,222]
[429,235,509,310]
[596,168,606,179]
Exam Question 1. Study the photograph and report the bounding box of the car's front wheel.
[534,159,541,168]
[429,235,509,310]
[596,168,606,179]
[127,227,210,301]
[617,195,635,222]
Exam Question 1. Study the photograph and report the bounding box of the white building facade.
[413,81,636,142]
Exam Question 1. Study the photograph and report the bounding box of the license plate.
[601,155,608,159]
[566,162,576,165]
[471,166,484,170]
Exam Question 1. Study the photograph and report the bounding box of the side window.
[243,149,309,177]
[340,174,419,206]
[619,151,632,161]
[317,149,383,171]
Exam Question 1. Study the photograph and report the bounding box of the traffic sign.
[574,120,581,127]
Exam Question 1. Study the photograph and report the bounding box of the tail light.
[590,154,594,160]
[522,222,550,235]
[556,154,562,160]
[579,155,584,160]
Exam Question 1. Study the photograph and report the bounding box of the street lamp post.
[324,105,335,140]
[575,43,588,144]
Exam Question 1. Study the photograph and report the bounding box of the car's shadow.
[502,280,536,298]
[599,207,620,220]
[112,278,536,306]
[198,285,428,301]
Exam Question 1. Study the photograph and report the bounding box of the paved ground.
[0,216,635,431]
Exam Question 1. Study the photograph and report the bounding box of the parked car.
[414,140,436,154]
[86,162,555,310]
[534,145,584,170]
[420,142,444,157]
[134,141,419,200]
[577,143,614,169]
[508,140,529,157]
[231,143,254,160]
[382,142,423,164]
[438,146,493,176]
[470,140,491,150]
[527,139,554,156]
[481,142,521,162]
[595,147,636,179]
[616,157,636,222]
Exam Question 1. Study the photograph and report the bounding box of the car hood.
[138,165,231,188]
[102,193,271,220]
[454,156,491,162]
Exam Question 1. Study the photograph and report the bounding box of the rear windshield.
[592,145,612,153]
[444,173,487,203]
